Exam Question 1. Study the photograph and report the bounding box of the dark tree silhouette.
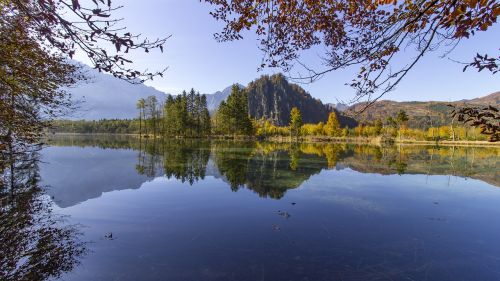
[1,152,87,281]
[450,105,500,142]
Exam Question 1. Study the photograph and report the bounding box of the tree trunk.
[450,115,456,142]
[7,132,14,192]
[139,109,142,138]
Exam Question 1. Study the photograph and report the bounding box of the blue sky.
[74,0,500,103]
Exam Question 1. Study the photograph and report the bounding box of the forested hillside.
[347,91,500,129]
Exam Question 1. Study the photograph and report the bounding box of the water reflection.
[37,135,500,281]
[43,135,499,206]
[0,151,86,281]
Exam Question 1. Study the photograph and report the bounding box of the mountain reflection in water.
[43,135,499,207]
[20,135,500,281]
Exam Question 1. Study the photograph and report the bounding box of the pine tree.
[396,110,409,141]
[163,96,174,136]
[147,88,211,138]
[145,96,158,138]
[178,93,188,136]
[200,95,211,136]
[187,88,197,136]
[214,85,252,136]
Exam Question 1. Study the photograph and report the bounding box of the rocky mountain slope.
[246,74,356,126]
[65,63,497,128]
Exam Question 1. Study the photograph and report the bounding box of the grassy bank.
[265,135,500,146]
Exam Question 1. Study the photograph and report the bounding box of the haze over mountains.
[205,84,243,113]
[66,64,234,120]
[67,66,167,120]
[66,63,498,127]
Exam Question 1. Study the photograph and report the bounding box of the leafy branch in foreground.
[463,52,500,74]
[1,0,167,172]
[5,0,169,82]
[450,105,500,142]
[204,0,499,111]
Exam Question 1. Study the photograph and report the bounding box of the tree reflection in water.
[1,150,86,281]
[212,142,255,191]
[44,135,499,197]
[135,139,211,184]
[130,139,499,199]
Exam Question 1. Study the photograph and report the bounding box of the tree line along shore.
[49,86,499,146]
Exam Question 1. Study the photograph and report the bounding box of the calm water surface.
[36,136,500,280]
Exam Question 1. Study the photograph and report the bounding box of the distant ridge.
[346,91,499,127]
[65,65,168,120]
[64,63,497,127]
[326,102,348,112]
[65,63,238,120]
[205,84,243,113]
[466,91,500,105]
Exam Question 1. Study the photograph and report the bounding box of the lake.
[3,135,500,281]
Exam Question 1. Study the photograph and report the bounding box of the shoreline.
[47,133,500,147]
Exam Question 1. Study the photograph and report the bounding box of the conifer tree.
[214,85,253,136]
[200,95,211,136]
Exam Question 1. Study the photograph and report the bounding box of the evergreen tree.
[152,89,212,138]
[163,96,174,136]
[145,96,158,138]
[200,95,211,136]
[374,119,383,135]
[187,88,197,136]
[214,85,253,135]
[396,110,409,141]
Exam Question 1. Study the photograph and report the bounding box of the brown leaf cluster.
[205,0,499,109]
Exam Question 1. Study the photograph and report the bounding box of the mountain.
[326,102,348,112]
[205,84,243,113]
[66,66,354,126]
[65,63,237,120]
[66,65,168,120]
[65,63,496,127]
[466,91,500,105]
[246,74,355,126]
[346,91,499,128]
[206,78,353,126]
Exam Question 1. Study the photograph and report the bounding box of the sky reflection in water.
[39,136,500,281]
